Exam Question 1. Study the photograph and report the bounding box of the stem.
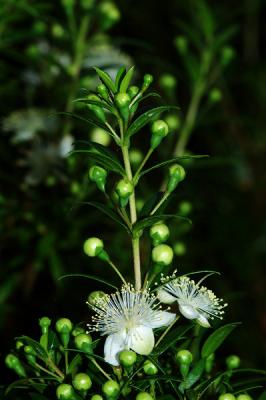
[65,350,69,374]
[155,316,180,348]
[34,362,62,380]
[133,148,153,183]
[47,359,65,380]
[108,260,127,285]
[121,145,142,290]
[90,358,111,380]
[105,121,120,143]
[150,192,170,216]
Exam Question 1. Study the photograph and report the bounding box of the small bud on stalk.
[176,349,193,378]
[167,164,186,192]
[5,354,26,377]
[119,350,137,368]
[143,360,158,375]
[56,318,73,347]
[226,355,240,370]
[73,373,92,391]
[89,165,107,192]
[83,237,109,261]
[102,379,120,398]
[142,74,153,92]
[136,393,154,400]
[98,1,121,31]
[151,120,169,149]
[218,394,236,400]
[87,291,106,306]
[115,92,131,120]
[56,383,78,400]
[74,333,93,353]
[152,244,173,266]
[115,178,133,207]
[87,94,106,123]
[97,84,109,101]
[150,223,170,246]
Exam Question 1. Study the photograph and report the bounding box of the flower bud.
[129,149,143,166]
[178,200,192,216]
[83,237,104,257]
[142,74,153,91]
[5,354,26,377]
[56,318,73,347]
[174,35,188,54]
[97,83,109,101]
[209,88,222,103]
[151,120,169,149]
[165,114,181,131]
[152,244,173,266]
[74,333,93,353]
[159,74,177,97]
[143,360,158,375]
[236,395,253,400]
[51,24,65,39]
[16,341,24,350]
[91,396,103,400]
[226,355,240,370]
[115,93,131,120]
[98,1,121,31]
[150,223,170,246]
[73,373,92,391]
[56,383,75,400]
[91,127,111,146]
[115,178,133,207]
[87,94,106,123]
[87,290,106,306]
[221,46,235,66]
[136,393,154,400]
[173,241,186,256]
[176,349,193,378]
[218,394,236,400]
[72,326,85,337]
[128,86,139,99]
[102,380,120,398]
[119,350,137,368]
[39,316,51,334]
[89,165,107,192]
[167,164,186,192]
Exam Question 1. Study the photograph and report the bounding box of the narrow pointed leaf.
[201,322,241,358]
[120,66,135,93]
[58,274,118,290]
[94,67,116,93]
[72,150,125,175]
[115,66,126,90]
[74,98,113,112]
[133,214,191,236]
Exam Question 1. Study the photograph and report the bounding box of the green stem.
[65,350,69,374]
[47,358,65,380]
[90,358,111,380]
[150,192,170,215]
[133,148,153,184]
[108,260,127,285]
[121,145,142,290]
[33,362,62,380]
[155,316,180,348]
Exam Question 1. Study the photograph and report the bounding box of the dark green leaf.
[72,150,125,175]
[181,359,205,390]
[68,354,82,374]
[125,106,179,141]
[133,214,191,237]
[74,139,120,161]
[115,66,126,90]
[56,112,113,134]
[58,274,118,290]
[74,98,113,112]
[18,336,48,361]
[132,92,161,107]
[94,67,116,93]
[120,66,135,93]
[47,330,60,352]
[155,324,194,354]
[139,192,164,217]
[201,322,241,358]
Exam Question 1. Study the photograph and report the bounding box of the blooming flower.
[88,283,176,366]
[157,275,227,328]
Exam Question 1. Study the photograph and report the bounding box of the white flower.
[88,283,176,366]
[157,275,227,328]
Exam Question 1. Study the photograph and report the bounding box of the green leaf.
[82,201,131,234]
[74,139,120,161]
[132,91,161,106]
[155,324,194,354]
[120,66,135,93]
[133,214,191,237]
[140,155,209,178]
[5,378,50,395]
[74,98,113,112]
[125,106,179,141]
[201,322,241,358]
[47,330,60,352]
[58,274,118,290]
[68,354,82,374]
[18,336,48,361]
[72,150,125,176]
[181,359,205,390]
[94,67,116,93]
[56,112,114,135]
[115,66,126,90]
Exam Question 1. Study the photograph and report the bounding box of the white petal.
[196,314,211,328]
[157,288,176,304]
[129,326,155,355]
[178,303,199,320]
[104,331,126,366]
[148,311,176,328]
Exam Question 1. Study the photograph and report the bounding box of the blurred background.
[1,0,266,385]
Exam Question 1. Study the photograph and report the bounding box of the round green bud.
[150,223,170,246]
[89,165,107,192]
[167,164,186,192]
[174,35,188,54]
[165,114,181,131]
[173,241,186,256]
[56,383,74,400]
[151,120,169,138]
[87,94,106,123]
[56,318,73,334]
[16,341,24,350]
[143,74,153,90]
[51,24,65,39]
[72,326,85,337]
[24,345,35,355]
[102,380,120,398]
[176,350,193,365]
[119,350,137,367]
[73,373,92,391]
[221,46,235,66]
[143,360,158,375]
[129,149,143,165]
[236,395,253,400]
[115,92,131,109]
[39,316,51,334]
[116,179,133,199]
[178,201,192,216]
[83,237,104,257]
[97,84,109,100]
[91,127,111,146]
[136,393,154,400]
[218,394,236,400]
[5,354,19,369]
[159,74,177,91]
[128,86,139,99]
[87,291,106,306]
[226,355,240,370]
[98,1,121,30]
[91,396,103,400]
[209,88,222,103]
[152,244,173,266]
[74,333,93,352]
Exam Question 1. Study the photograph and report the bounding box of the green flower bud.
[209,88,222,103]
[128,85,139,99]
[218,394,236,400]
[226,355,240,370]
[236,395,253,400]
[176,349,193,378]
[16,340,24,350]
[165,114,181,131]
[150,223,170,246]
[91,396,103,400]
[39,316,51,334]
[129,149,143,165]
[142,74,153,91]
[151,120,169,149]
[98,1,121,31]
[5,354,26,377]
[56,383,75,400]
[143,360,158,375]
[119,350,137,368]
[115,93,131,120]
[83,237,104,257]
[87,290,106,306]
[174,35,188,54]
[24,345,35,355]
[152,244,173,266]
[167,164,186,192]
[178,200,192,216]
[72,326,85,337]
[74,333,93,353]
[136,393,154,400]
[89,165,107,192]
[51,24,65,39]
[87,94,106,123]
[73,373,92,391]
[221,46,235,66]
[159,74,177,97]
[115,178,133,207]
[97,84,109,101]
[102,380,120,398]
[56,318,72,347]
[91,127,111,146]
[173,241,186,256]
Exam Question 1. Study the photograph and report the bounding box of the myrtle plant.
[5,68,266,400]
